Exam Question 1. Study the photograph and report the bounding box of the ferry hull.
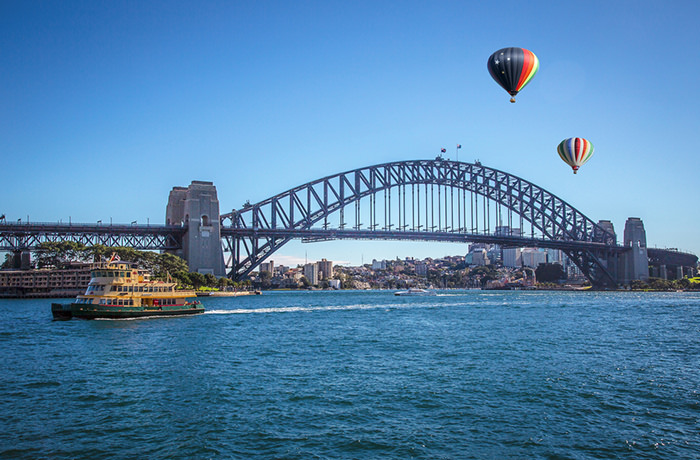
[52,303,204,320]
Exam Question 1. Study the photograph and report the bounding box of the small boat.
[394,288,436,296]
[51,260,204,320]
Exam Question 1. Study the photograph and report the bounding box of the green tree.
[204,273,217,287]
[188,272,206,289]
[34,241,88,268]
[218,277,233,289]
[1,253,14,269]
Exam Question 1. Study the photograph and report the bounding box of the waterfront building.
[503,248,522,268]
[372,259,387,270]
[259,260,274,274]
[467,248,490,266]
[546,249,564,264]
[317,259,333,280]
[304,263,319,286]
[521,248,547,268]
[0,262,94,298]
[415,263,428,276]
[328,279,341,289]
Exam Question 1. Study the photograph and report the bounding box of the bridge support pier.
[166,181,225,276]
[619,217,649,285]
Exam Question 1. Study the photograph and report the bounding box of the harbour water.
[1,290,699,459]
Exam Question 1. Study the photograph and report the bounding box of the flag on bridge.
[441,148,446,153]
[457,144,461,149]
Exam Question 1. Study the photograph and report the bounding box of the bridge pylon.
[166,181,225,276]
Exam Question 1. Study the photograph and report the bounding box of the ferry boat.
[51,260,204,320]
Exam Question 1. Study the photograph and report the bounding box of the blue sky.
[2,1,699,267]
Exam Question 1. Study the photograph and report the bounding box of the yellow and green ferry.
[51,260,204,320]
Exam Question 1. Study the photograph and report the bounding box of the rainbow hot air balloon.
[487,47,539,103]
[557,137,594,174]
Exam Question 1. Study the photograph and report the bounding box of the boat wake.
[204,302,427,315]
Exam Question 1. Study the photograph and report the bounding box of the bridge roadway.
[0,222,622,253]
[224,227,625,253]
[0,222,184,250]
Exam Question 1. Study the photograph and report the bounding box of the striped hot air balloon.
[557,138,595,174]
[487,47,539,103]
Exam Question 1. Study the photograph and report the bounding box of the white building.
[521,248,547,268]
[303,263,319,285]
[372,259,387,270]
[328,279,341,289]
[503,248,522,268]
[467,248,490,266]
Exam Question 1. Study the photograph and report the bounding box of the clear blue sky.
[2,1,699,267]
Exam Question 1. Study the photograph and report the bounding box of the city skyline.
[2,1,699,266]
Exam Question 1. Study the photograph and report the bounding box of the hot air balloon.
[557,137,594,174]
[487,47,539,103]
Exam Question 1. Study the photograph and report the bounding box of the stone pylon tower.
[621,217,649,284]
[166,181,225,276]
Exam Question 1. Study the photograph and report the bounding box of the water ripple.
[1,291,699,459]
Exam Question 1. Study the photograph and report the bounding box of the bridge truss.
[0,223,184,251]
[221,159,623,286]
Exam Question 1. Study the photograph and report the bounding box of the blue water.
[1,290,699,459]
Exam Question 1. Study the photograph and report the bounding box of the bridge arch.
[220,159,619,286]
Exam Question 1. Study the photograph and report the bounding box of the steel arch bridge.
[220,158,623,286]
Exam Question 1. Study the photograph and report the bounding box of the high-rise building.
[521,248,547,268]
[304,263,319,285]
[372,259,387,270]
[259,260,274,274]
[503,248,522,268]
[317,259,333,280]
[468,248,490,266]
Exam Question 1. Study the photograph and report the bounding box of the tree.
[218,277,233,289]
[204,273,218,287]
[1,253,13,269]
[34,241,89,268]
[189,272,206,289]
